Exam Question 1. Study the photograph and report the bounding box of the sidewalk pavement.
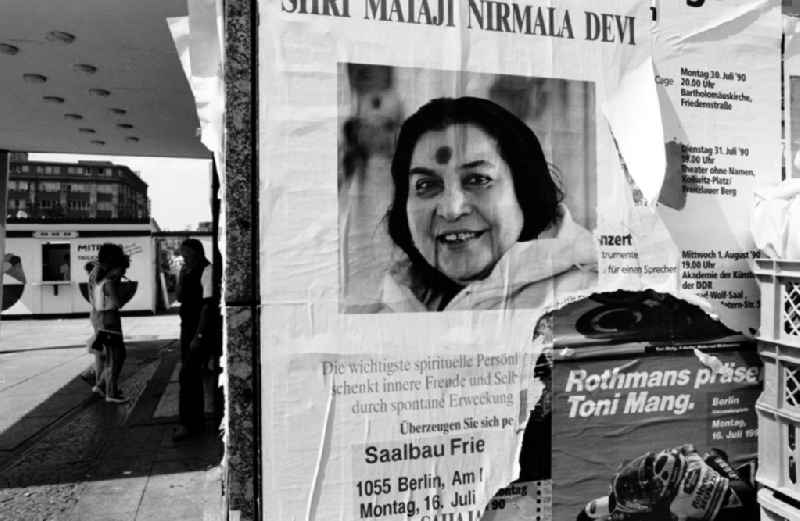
[0,313,180,352]
[0,314,180,449]
[0,316,223,521]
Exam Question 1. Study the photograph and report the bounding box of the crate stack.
[756,259,800,520]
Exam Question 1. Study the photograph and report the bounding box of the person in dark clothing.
[173,238,216,441]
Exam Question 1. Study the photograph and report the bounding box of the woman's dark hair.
[387,97,561,274]
[181,238,205,257]
[97,243,130,277]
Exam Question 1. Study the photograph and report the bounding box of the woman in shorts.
[89,244,130,404]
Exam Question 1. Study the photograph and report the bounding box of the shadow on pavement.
[0,340,222,490]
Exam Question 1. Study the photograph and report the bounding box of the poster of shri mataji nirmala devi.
[338,65,599,314]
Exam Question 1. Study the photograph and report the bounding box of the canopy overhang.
[0,0,210,158]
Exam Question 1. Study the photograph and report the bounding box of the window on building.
[67,200,89,210]
[42,243,71,282]
[21,165,29,173]
[39,182,60,192]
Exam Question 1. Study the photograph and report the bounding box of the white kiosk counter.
[2,221,157,316]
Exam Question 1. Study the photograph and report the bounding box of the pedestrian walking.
[88,243,130,404]
[173,238,216,441]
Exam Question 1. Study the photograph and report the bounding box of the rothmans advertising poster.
[549,293,762,521]
[258,0,781,519]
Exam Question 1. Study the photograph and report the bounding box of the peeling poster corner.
[257,0,780,520]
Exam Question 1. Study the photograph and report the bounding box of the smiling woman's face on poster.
[406,123,524,284]
[339,68,599,313]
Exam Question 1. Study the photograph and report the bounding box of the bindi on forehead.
[435,146,452,165]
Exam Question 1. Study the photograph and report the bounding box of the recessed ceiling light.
[90,140,106,146]
[46,31,75,44]
[109,108,127,115]
[125,136,140,143]
[78,128,96,134]
[73,64,97,74]
[88,88,110,97]
[0,43,19,55]
[117,123,134,129]
[23,73,47,83]
[45,31,75,43]
[42,96,65,104]
[64,113,83,120]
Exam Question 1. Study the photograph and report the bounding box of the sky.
[29,153,212,231]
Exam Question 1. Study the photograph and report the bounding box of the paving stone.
[60,511,137,521]
[136,498,204,521]
[70,487,143,516]
[0,483,82,521]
